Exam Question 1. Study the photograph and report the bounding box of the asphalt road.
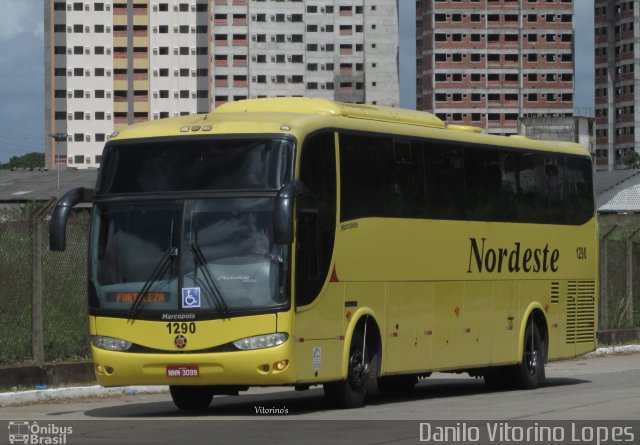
[1,353,639,445]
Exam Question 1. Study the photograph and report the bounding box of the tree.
[623,150,640,169]
[0,152,45,170]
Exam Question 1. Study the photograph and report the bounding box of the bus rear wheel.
[169,385,214,410]
[510,322,545,390]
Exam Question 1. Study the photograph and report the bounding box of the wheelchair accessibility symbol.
[182,287,201,308]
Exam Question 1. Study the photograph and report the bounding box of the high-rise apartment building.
[45,0,399,169]
[416,0,574,135]
[594,0,637,171]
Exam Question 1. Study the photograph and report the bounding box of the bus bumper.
[91,342,295,387]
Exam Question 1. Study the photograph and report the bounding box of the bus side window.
[424,142,466,220]
[295,132,336,307]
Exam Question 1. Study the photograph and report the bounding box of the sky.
[0,0,595,164]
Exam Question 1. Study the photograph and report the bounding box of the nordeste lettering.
[467,238,560,273]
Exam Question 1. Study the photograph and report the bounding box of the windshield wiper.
[189,242,229,316]
[128,246,178,320]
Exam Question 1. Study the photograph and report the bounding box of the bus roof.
[108,98,590,158]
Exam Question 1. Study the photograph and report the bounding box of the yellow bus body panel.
[91,313,298,386]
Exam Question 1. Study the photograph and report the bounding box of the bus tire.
[323,327,372,408]
[510,321,545,390]
[169,385,213,410]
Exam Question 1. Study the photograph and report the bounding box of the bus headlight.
[91,335,133,351]
[232,333,288,350]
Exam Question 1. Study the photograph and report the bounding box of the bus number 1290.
[166,322,196,334]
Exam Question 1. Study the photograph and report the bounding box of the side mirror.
[273,181,303,245]
[50,187,94,251]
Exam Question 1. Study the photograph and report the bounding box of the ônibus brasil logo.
[8,421,72,444]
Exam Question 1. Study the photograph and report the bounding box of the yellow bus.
[50,98,597,410]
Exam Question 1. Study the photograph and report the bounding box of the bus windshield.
[89,135,294,317]
[91,198,289,315]
[97,137,293,194]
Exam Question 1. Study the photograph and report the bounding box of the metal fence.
[0,202,638,366]
[599,214,640,331]
[0,200,90,365]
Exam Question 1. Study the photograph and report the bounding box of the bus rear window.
[97,137,294,194]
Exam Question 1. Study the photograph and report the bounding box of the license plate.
[166,365,199,378]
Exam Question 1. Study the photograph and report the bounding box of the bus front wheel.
[323,327,373,408]
[169,385,214,410]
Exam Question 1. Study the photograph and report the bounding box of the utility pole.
[47,132,68,199]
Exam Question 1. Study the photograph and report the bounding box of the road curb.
[0,385,168,407]
[584,344,640,357]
